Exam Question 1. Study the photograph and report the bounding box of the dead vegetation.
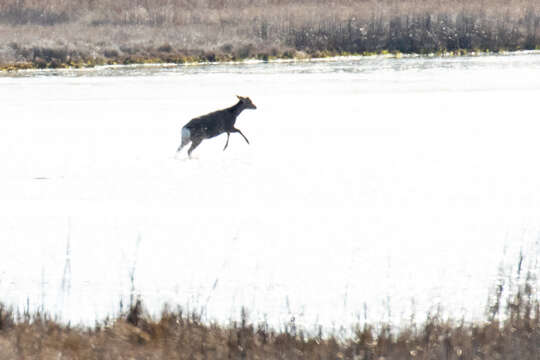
[0,272,537,360]
[0,0,538,69]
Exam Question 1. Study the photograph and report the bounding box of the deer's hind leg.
[187,137,203,158]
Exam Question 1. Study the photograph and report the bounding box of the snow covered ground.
[0,52,540,329]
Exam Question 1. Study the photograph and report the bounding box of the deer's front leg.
[223,132,230,151]
[234,128,250,145]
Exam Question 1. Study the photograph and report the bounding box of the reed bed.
[0,0,538,68]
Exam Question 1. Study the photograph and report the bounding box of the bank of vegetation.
[0,269,537,359]
[0,0,538,69]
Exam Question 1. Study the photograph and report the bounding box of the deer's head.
[237,95,257,110]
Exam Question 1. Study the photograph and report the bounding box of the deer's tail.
[177,127,191,152]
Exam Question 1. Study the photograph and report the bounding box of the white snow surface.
[1,52,540,330]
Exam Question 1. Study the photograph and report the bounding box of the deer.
[177,96,257,158]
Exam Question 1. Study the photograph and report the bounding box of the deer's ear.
[237,95,243,100]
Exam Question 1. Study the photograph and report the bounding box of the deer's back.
[184,109,234,139]
[185,111,225,138]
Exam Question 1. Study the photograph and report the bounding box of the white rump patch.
[181,127,191,143]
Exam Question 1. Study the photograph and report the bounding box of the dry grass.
[0,0,538,68]
[0,274,538,360]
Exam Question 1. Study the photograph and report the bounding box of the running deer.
[177,96,257,157]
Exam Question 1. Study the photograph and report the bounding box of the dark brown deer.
[177,96,257,157]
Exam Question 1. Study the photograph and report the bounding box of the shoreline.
[1,49,539,74]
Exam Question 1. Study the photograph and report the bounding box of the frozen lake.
[1,52,540,330]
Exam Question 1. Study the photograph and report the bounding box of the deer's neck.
[229,101,246,118]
